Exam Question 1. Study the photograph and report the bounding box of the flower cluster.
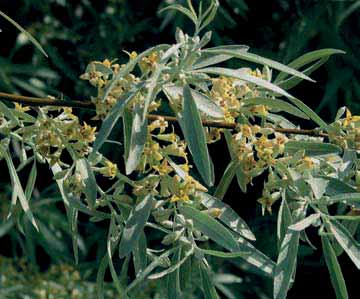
[132,118,206,203]
[80,54,161,120]
[18,107,96,165]
[231,124,288,186]
[332,109,360,151]
[209,68,269,122]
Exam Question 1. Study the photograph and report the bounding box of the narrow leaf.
[125,104,148,174]
[201,249,249,258]
[1,148,38,231]
[289,213,321,231]
[178,84,213,186]
[200,192,256,241]
[285,141,342,156]
[119,195,153,258]
[327,219,360,269]
[204,48,314,82]
[214,161,238,199]
[274,230,300,299]
[275,49,345,83]
[321,235,349,299]
[194,67,295,100]
[90,89,138,160]
[242,97,309,119]
[25,160,37,201]
[199,262,219,299]
[179,205,239,252]
[163,85,224,119]
[76,159,97,208]
[0,10,48,57]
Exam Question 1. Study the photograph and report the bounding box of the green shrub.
[0,1,359,298]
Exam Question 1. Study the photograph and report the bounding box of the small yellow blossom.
[99,161,118,179]
[80,122,96,143]
[14,103,30,113]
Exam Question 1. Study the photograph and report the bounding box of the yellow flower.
[153,160,172,176]
[80,122,96,143]
[148,118,168,133]
[99,161,117,179]
[102,59,112,68]
[250,105,268,116]
[14,103,30,113]
[124,50,138,60]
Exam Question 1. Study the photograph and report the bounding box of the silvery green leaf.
[159,5,198,27]
[327,218,360,269]
[122,107,133,161]
[0,10,47,57]
[234,236,275,277]
[25,160,37,201]
[285,141,342,156]
[90,88,140,160]
[321,235,349,299]
[321,177,357,196]
[193,53,233,69]
[76,159,97,208]
[193,67,295,100]
[1,148,38,231]
[266,113,297,129]
[126,247,178,294]
[327,193,360,207]
[178,84,213,186]
[204,45,249,52]
[199,262,219,299]
[133,231,147,274]
[163,84,224,119]
[148,246,194,279]
[278,57,329,90]
[306,177,328,199]
[289,213,321,231]
[160,43,182,63]
[224,130,247,192]
[274,230,300,299]
[277,198,293,250]
[107,217,125,297]
[200,192,256,241]
[286,96,328,128]
[204,48,314,82]
[201,249,249,258]
[125,104,148,175]
[0,101,19,126]
[214,161,238,199]
[118,195,153,258]
[179,205,239,252]
[96,254,110,299]
[242,97,309,119]
[197,31,212,49]
[199,0,219,31]
[275,49,345,83]
[167,247,182,299]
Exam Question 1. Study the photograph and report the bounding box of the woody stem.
[0,91,328,137]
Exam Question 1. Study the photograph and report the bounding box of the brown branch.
[0,91,328,137]
[0,92,93,109]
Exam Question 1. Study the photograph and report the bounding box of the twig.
[0,91,328,137]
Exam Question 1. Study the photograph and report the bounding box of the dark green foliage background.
[0,0,359,298]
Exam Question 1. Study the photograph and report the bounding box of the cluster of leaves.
[0,1,359,299]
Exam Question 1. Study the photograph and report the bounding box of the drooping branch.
[0,91,328,137]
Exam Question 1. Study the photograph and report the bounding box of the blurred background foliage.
[0,0,359,298]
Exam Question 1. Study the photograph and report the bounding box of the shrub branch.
[0,91,328,137]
